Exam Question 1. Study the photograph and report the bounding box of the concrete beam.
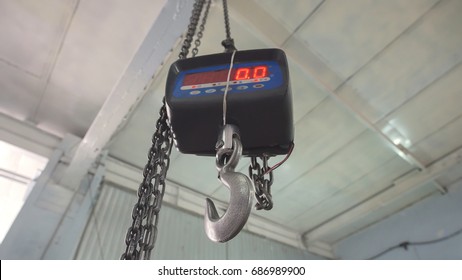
[43,152,107,259]
[60,0,194,191]
[0,112,61,158]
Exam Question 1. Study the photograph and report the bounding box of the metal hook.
[204,125,253,242]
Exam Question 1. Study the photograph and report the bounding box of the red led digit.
[253,66,267,79]
[235,68,250,80]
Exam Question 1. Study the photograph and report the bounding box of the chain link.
[221,0,236,52]
[121,99,173,260]
[222,0,231,40]
[179,0,205,59]
[249,156,274,210]
[192,0,211,57]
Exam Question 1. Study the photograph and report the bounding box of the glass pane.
[0,141,48,243]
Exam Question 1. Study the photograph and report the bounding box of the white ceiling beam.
[43,152,107,259]
[302,145,462,243]
[59,0,194,190]
[0,112,61,158]
[303,240,335,259]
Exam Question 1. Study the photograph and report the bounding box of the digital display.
[167,48,292,156]
[182,65,268,86]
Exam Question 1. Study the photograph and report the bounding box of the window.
[0,141,48,243]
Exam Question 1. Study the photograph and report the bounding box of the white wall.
[334,179,462,259]
[76,182,324,260]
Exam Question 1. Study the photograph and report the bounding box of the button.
[237,85,248,90]
[190,90,201,95]
[221,87,232,92]
[253,84,264,88]
[205,89,216,93]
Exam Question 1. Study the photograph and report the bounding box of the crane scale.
[166,48,293,156]
[122,0,293,260]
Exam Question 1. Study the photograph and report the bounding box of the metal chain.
[121,99,173,260]
[179,0,205,59]
[192,0,211,57]
[222,0,231,40]
[249,156,274,210]
[221,0,236,52]
[122,0,210,260]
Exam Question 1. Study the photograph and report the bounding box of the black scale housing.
[165,48,293,157]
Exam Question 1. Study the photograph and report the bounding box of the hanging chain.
[122,0,209,260]
[179,0,205,59]
[221,0,236,52]
[192,0,211,57]
[121,99,173,260]
[222,0,231,40]
[249,156,274,210]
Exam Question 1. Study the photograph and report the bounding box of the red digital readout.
[235,66,267,80]
[182,65,268,86]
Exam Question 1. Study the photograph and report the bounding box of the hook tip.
[205,198,220,220]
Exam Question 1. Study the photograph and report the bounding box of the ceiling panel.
[336,0,462,122]
[295,0,438,80]
[436,164,462,188]
[377,62,462,153]
[289,61,328,123]
[0,0,76,123]
[267,98,366,190]
[273,130,398,223]
[254,0,322,34]
[0,0,76,76]
[0,64,42,121]
[289,157,413,231]
[34,0,165,137]
[319,182,437,243]
[409,115,462,165]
